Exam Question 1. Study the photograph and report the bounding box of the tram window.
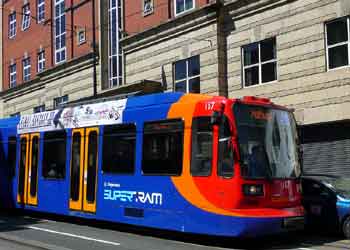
[8,137,17,178]
[42,131,66,179]
[70,132,81,201]
[218,116,234,178]
[30,136,39,196]
[18,137,27,196]
[142,119,183,176]
[102,124,136,174]
[191,117,213,176]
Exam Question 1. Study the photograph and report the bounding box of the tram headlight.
[243,184,264,196]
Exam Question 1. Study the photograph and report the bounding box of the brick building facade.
[1,0,101,116]
[1,0,350,175]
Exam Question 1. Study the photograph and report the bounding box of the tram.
[0,92,304,237]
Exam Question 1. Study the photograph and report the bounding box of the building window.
[37,50,45,72]
[102,124,136,174]
[9,64,17,88]
[23,57,31,82]
[143,0,154,16]
[108,0,123,87]
[8,13,16,38]
[77,29,86,45]
[175,0,194,16]
[142,119,184,176]
[37,0,45,23]
[326,17,350,70]
[173,56,200,93]
[54,0,66,64]
[53,95,68,108]
[33,105,45,113]
[10,112,20,117]
[22,4,31,30]
[242,38,277,87]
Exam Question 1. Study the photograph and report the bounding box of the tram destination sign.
[18,99,127,134]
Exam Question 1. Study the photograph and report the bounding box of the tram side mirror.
[211,111,222,125]
[210,103,225,125]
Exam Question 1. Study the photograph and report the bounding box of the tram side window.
[8,137,17,178]
[191,117,212,176]
[102,124,136,174]
[42,131,66,179]
[218,116,234,178]
[142,119,184,176]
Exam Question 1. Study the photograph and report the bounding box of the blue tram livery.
[0,92,304,237]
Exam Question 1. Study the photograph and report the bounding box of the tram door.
[69,128,99,213]
[17,133,40,206]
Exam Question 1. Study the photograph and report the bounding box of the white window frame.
[37,0,45,23]
[143,0,154,16]
[242,38,277,88]
[8,13,16,38]
[9,64,17,88]
[54,0,66,64]
[173,56,200,93]
[53,95,68,109]
[23,57,31,82]
[77,29,86,45]
[22,4,31,31]
[174,0,195,16]
[33,104,45,113]
[108,0,123,88]
[37,50,45,72]
[325,17,350,71]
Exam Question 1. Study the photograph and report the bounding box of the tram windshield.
[234,104,301,179]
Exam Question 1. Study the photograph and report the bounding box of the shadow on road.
[0,209,43,233]
[0,210,345,249]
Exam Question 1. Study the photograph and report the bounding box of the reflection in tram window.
[102,124,136,174]
[43,131,66,179]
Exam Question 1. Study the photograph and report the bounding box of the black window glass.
[243,43,259,66]
[189,77,200,93]
[191,117,213,176]
[329,45,349,69]
[188,56,200,77]
[8,137,17,178]
[175,81,186,92]
[86,131,98,203]
[102,124,136,174]
[142,119,184,175]
[174,60,186,81]
[43,131,66,179]
[261,38,276,62]
[244,66,259,86]
[262,62,277,83]
[218,117,234,178]
[70,133,81,201]
[327,19,348,46]
[18,137,27,196]
[30,136,39,197]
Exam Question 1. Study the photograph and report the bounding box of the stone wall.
[226,0,350,125]
[1,56,101,116]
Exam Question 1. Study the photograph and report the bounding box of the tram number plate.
[310,205,322,215]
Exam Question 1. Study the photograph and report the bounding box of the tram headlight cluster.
[243,184,264,196]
